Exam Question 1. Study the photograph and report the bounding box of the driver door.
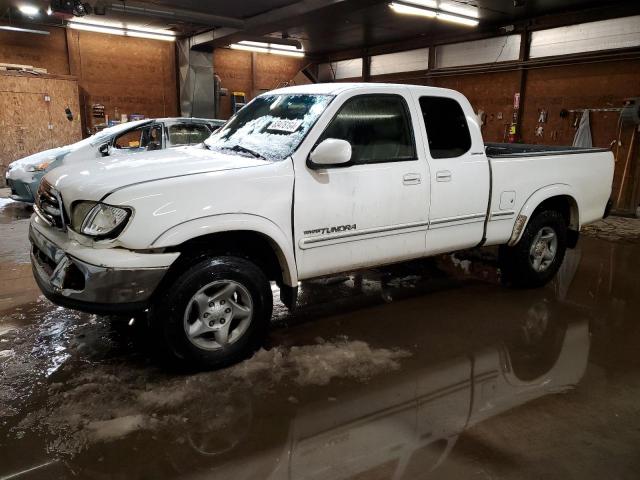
[293,91,430,280]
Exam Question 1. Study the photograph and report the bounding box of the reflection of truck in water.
[176,314,587,480]
[284,322,586,479]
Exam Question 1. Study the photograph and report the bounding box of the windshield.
[204,94,333,161]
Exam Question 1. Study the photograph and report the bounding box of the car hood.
[44,145,270,206]
[7,147,70,172]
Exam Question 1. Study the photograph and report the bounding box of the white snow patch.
[450,254,472,275]
[232,339,410,386]
[86,414,149,442]
[0,197,16,208]
[387,275,420,288]
[16,340,409,455]
[0,349,15,359]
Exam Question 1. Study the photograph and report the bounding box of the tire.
[151,255,273,370]
[499,210,567,288]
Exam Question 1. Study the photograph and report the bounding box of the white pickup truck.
[29,83,614,368]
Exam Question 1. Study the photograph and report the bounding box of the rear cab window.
[419,96,471,159]
[318,94,417,165]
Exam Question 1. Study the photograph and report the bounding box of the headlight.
[72,201,131,238]
[27,161,51,172]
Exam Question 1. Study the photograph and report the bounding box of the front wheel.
[499,210,567,288]
[151,256,273,370]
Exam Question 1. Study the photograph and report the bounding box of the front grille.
[35,179,67,229]
[32,243,56,276]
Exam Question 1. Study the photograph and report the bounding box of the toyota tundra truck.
[29,83,614,368]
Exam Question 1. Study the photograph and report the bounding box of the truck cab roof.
[269,82,460,98]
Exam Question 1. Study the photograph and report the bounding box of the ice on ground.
[0,349,15,359]
[0,197,16,208]
[582,217,640,243]
[15,338,410,455]
[387,275,421,288]
[86,414,150,442]
[232,339,411,386]
[450,254,472,275]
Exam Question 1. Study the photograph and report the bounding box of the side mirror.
[308,138,352,169]
[99,143,109,157]
[146,142,161,151]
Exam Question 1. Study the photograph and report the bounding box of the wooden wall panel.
[254,53,305,92]
[0,73,82,177]
[1,25,178,137]
[0,25,70,75]
[66,30,178,132]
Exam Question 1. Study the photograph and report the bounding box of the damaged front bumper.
[29,218,179,315]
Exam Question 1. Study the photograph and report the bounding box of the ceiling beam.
[108,1,244,29]
[196,0,389,50]
[309,0,640,61]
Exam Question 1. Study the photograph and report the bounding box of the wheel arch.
[152,214,298,286]
[509,185,580,247]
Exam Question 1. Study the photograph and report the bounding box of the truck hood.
[44,145,270,206]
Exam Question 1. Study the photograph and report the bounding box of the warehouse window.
[319,94,416,164]
[168,123,211,146]
[419,96,471,159]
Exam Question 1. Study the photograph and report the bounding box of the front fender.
[509,184,580,246]
[151,213,298,285]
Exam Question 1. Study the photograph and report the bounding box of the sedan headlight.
[27,161,51,172]
[72,201,132,238]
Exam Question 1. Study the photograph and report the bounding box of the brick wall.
[213,48,305,119]
[372,60,640,209]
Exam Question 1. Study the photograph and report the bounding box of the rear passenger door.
[416,95,490,254]
[294,91,430,279]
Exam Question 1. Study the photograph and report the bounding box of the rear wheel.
[499,210,567,288]
[151,256,273,370]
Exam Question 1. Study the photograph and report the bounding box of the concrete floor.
[1,192,640,479]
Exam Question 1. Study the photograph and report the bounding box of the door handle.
[436,170,452,182]
[403,173,422,185]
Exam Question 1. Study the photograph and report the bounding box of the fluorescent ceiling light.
[67,20,175,41]
[230,40,305,57]
[68,22,124,36]
[389,3,436,17]
[402,0,438,7]
[0,25,49,34]
[18,4,39,16]
[439,1,479,18]
[390,1,479,27]
[69,16,176,36]
[436,11,479,26]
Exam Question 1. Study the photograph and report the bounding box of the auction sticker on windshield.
[267,119,303,133]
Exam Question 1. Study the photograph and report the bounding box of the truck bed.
[485,143,609,158]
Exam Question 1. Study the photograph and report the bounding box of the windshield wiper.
[226,144,267,160]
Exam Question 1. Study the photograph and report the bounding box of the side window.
[319,94,416,164]
[168,123,212,146]
[114,127,145,149]
[142,125,163,150]
[419,96,471,159]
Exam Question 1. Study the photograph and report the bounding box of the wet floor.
[1,196,640,479]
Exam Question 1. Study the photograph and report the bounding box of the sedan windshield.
[205,94,333,161]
